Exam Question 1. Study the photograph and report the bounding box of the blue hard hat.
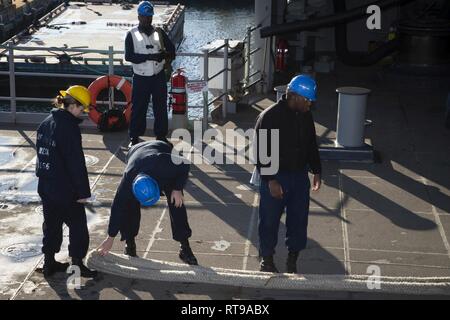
[132,173,160,206]
[137,1,154,17]
[287,74,317,102]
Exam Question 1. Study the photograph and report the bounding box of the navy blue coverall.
[36,109,91,259]
[254,95,321,257]
[107,140,192,242]
[125,26,175,140]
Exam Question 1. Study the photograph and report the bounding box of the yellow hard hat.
[60,85,91,112]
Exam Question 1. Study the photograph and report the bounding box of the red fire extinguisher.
[275,39,288,72]
[170,68,187,115]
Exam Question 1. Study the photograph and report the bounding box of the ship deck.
[1,62,450,299]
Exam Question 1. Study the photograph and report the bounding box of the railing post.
[260,37,269,94]
[222,39,229,119]
[202,49,209,133]
[8,42,16,124]
[245,26,251,91]
[108,45,114,110]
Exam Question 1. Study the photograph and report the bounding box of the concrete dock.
[0,62,449,299]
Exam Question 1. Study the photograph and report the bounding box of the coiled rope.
[86,251,450,296]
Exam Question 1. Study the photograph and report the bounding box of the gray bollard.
[336,87,371,148]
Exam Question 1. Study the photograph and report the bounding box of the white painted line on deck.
[349,259,450,271]
[190,168,252,174]
[343,174,425,182]
[14,133,38,173]
[338,169,351,275]
[432,214,450,259]
[10,132,36,155]
[148,250,258,258]
[242,192,259,270]
[19,156,37,173]
[349,247,450,257]
[94,197,257,207]
[343,207,435,215]
[143,208,167,259]
[90,149,123,190]
[421,178,450,261]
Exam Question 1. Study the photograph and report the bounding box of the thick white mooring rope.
[86,251,450,296]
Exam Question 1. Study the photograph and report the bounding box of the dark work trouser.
[258,169,311,257]
[41,198,89,259]
[129,71,168,139]
[120,188,192,243]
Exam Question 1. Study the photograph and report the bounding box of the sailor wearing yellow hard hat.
[35,85,97,278]
[58,85,91,114]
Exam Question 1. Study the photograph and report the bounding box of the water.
[175,0,254,81]
[173,0,255,119]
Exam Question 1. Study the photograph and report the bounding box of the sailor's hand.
[97,237,114,256]
[77,198,89,204]
[268,180,283,199]
[171,190,184,208]
[312,174,321,191]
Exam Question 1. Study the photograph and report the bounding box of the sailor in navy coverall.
[36,86,97,277]
[97,140,198,265]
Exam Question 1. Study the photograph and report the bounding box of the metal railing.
[242,24,264,92]
[0,42,229,130]
[0,43,125,125]
[0,25,264,130]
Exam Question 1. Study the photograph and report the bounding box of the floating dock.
[0,1,185,97]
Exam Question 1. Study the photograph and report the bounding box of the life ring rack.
[88,75,132,128]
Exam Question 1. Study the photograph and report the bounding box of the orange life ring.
[88,75,132,127]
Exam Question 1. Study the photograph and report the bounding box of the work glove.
[147,53,164,62]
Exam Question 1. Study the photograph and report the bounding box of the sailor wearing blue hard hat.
[132,173,160,206]
[124,1,176,148]
[137,1,154,17]
[254,74,322,274]
[97,140,198,265]
[287,74,317,103]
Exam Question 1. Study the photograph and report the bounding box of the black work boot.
[72,258,98,278]
[286,251,299,274]
[178,240,198,265]
[124,238,137,257]
[260,256,279,273]
[42,254,70,277]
